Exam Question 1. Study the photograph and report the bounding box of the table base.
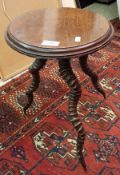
[23,56,106,171]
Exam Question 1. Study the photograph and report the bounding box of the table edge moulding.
[5,8,114,59]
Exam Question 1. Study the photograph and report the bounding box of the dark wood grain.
[5,8,114,59]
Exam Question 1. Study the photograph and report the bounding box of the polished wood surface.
[6,8,114,58]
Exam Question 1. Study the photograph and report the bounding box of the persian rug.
[0,19,120,174]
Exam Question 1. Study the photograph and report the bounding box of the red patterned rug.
[0,20,120,174]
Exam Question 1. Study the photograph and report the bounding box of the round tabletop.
[5,8,114,59]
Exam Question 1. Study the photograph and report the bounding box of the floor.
[86,1,118,20]
[0,70,27,87]
[0,1,119,87]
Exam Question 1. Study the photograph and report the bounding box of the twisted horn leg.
[23,59,47,114]
[58,59,86,171]
[79,55,106,98]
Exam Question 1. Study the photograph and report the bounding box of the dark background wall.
[75,0,116,8]
[75,0,95,8]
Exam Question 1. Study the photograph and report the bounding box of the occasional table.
[5,8,114,171]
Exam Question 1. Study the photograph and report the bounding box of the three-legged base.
[23,55,106,171]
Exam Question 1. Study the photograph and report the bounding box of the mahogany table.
[5,8,114,171]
